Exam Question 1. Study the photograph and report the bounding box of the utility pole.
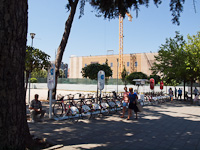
[28,33,36,105]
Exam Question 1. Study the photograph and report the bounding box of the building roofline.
[70,52,157,58]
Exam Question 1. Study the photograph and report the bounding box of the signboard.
[47,63,55,90]
[133,79,147,85]
[160,80,164,90]
[150,78,155,90]
[98,70,105,90]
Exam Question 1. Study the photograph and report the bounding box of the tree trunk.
[25,71,29,92]
[52,0,79,99]
[191,80,193,104]
[0,0,32,149]
[184,80,186,101]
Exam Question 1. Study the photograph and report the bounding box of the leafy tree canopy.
[82,62,112,80]
[151,31,186,86]
[126,72,148,85]
[72,0,189,25]
[25,46,51,73]
[31,68,48,78]
[185,31,200,82]
[25,46,51,91]
[121,66,128,86]
[151,31,200,87]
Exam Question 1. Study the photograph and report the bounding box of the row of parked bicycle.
[53,93,122,122]
[52,92,170,122]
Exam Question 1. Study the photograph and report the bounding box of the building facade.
[69,52,157,79]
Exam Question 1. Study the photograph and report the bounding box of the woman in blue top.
[127,88,139,120]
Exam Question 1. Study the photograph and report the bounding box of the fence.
[36,78,125,85]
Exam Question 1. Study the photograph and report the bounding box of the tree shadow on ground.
[28,101,200,150]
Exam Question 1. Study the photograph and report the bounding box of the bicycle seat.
[57,96,64,101]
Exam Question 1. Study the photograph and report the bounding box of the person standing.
[194,87,199,97]
[178,88,182,100]
[29,94,46,122]
[169,88,173,101]
[120,87,129,118]
[127,88,139,120]
[175,87,177,99]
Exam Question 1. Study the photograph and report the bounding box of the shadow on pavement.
[28,101,200,150]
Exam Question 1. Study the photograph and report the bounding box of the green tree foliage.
[89,0,186,25]
[31,68,48,78]
[185,32,200,97]
[25,46,50,91]
[151,31,200,100]
[59,69,65,78]
[126,72,148,85]
[82,63,112,80]
[151,31,186,86]
[185,32,200,81]
[121,66,128,86]
[30,78,37,83]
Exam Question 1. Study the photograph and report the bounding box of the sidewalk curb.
[43,144,64,150]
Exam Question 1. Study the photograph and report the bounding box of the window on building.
[135,62,138,67]
[91,62,98,64]
[85,64,87,67]
[110,62,113,67]
[127,62,129,67]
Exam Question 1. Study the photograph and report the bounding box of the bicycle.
[53,94,79,123]
[75,93,92,119]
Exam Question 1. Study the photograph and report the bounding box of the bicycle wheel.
[81,105,92,119]
[100,102,109,115]
[53,102,63,117]
[68,106,79,123]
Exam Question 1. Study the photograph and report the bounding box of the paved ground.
[28,100,200,150]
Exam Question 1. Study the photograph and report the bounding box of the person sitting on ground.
[127,88,139,120]
[120,87,129,118]
[29,94,46,122]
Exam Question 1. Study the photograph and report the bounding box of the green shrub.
[30,78,37,83]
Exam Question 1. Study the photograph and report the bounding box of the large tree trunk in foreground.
[51,0,79,99]
[0,0,32,149]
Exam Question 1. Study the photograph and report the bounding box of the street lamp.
[30,33,36,46]
[117,58,119,94]
[28,33,36,105]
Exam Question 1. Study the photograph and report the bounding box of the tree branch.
[193,0,197,13]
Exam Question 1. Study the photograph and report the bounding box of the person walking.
[127,88,139,120]
[120,87,129,118]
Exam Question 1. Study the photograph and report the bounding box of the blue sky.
[28,0,200,65]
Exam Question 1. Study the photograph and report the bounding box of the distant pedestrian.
[175,87,177,99]
[178,88,182,100]
[127,88,139,120]
[194,87,199,97]
[120,87,129,118]
[169,88,173,101]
